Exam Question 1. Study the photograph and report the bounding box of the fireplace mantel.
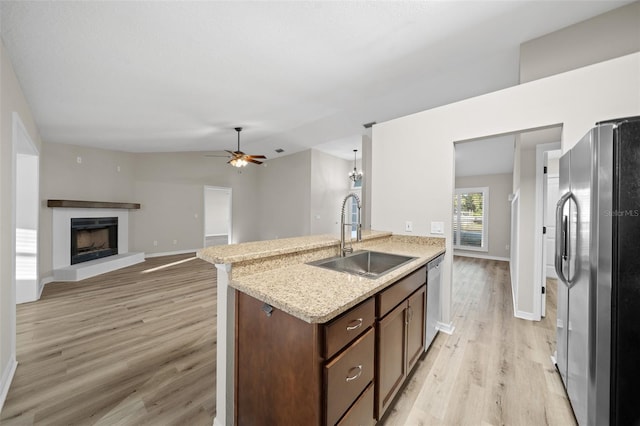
[47,200,140,209]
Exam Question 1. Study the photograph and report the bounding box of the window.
[350,189,361,238]
[453,187,489,251]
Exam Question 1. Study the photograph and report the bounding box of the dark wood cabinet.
[236,293,375,426]
[235,263,430,425]
[407,285,426,372]
[375,268,427,421]
[376,300,407,417]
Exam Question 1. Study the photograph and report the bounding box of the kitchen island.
[197,231,445,426]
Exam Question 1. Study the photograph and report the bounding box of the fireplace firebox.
[70,217,118,265]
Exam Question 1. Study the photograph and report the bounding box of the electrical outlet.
[173,240,178,245]
[153,240,158,246]
[76,156,82,164]
[405,221,413,232]
[506,244,510,250]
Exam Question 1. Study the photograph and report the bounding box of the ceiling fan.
[206,127,266,168]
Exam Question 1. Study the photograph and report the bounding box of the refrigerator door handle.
[555,192,576,287]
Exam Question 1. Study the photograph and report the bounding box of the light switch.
[431,221,444,234]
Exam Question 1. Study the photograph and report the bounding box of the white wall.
[0,39,43,409]
[309,149,351,236]
[455,173,512,260]
[372,53,640,326]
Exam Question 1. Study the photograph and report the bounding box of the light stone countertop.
[198,233,445,324]
[197,229,392,264]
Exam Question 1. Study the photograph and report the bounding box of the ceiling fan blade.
[204,154,230,158]
[247,158,263,165]
[225,150,236,155]
[248,155,267,159]
[234,151,245,156]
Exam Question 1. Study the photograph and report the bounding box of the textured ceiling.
[0,1,630,160]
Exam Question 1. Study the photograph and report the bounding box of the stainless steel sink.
[308,250,417,279]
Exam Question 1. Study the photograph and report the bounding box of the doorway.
[540,148,561,317]
[204,186,232,247]
[13,113,40,304]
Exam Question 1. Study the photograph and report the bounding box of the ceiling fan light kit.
[225,127,266,168]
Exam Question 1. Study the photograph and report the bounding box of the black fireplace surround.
[70,217,118,265]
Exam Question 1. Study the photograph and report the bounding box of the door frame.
[203,186,232,247]
[534,142,561,320]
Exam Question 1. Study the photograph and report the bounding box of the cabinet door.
[406,285,426,373]
[376,300,407,419]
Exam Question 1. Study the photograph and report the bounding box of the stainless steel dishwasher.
[425,254,444,351]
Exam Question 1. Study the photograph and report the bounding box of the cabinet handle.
[345,365,363,382]
[407,306,413,323]
[346,318,363,331]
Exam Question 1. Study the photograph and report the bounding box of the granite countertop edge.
[228,238,445,324]
[196,230,393,264]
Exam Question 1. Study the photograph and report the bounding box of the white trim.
[453,252,509,262]
[534,142,561,322]
[510,190,520,322]
[39,276,54,296]
[515,310,537,321]
[0,358,17,413]
[145,249,199,258]
[436,321,455,335]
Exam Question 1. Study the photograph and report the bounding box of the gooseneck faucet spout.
[340,193,362,257]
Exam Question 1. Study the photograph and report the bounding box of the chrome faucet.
[340,193,362,257]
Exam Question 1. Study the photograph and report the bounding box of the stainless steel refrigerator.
[555,116,640,426]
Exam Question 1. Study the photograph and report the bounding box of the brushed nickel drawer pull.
[345,365,363,382]
[346,318,363,331]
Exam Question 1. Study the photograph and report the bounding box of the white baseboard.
[436,321,455,335]
[39,276,53,297]
[0,359,17,414]
[515,310,537,321]
[453,252,510,262]
[145,249,199,258]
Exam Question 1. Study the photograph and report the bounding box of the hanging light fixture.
[348,149,363,183]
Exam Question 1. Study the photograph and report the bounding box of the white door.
[545,176,560,277]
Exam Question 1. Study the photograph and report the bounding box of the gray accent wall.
[520,1,640,83]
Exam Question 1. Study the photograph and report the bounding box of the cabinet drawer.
[324,298,375,359]
[325,327,374,426]
[336,383,375,426]
[377,266,426,318]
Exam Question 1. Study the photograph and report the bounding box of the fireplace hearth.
[71,217,118,265]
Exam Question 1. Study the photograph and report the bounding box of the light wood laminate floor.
[1,253,216,425]
[1,255,576,425]
[382,257,576,426]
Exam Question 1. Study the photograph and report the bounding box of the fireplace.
[70,217,118,265]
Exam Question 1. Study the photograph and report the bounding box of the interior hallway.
[382,257,576,425]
